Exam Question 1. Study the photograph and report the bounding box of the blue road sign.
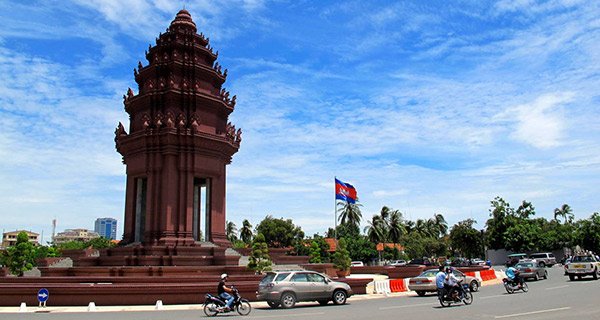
[37,288,49,303]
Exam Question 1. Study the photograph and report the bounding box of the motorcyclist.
[218,273,235,311]
[444,267,460,300]
[505,263,523,287]
[435,265,446,299]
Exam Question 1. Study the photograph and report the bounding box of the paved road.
[3,267,599,320]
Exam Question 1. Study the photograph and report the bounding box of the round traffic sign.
[37,288,49,302]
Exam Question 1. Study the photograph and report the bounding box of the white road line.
[250,312,326,319]
[546,285,569,290]
[494,307,571,319]
[379,302,435,310]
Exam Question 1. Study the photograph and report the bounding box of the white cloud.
[496,93,573,148]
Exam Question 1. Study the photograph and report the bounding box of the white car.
[350,261,364,267]
[470,258,486,266]
[565,255,600,281]
[388,260,407,266]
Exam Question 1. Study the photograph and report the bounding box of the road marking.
[546,285,569,290]
[379,302,435,310]
[251,312,325,319]
[494,307,571,318]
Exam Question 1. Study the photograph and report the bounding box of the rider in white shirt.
[444,267,460,299]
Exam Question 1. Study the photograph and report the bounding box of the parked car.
[514,261,548,281]
[451,258,470,267]
[528,252,557,267]
[506,253,528,266]
[470,258,486,266]
[350,261,364,267]
[407,258,432,266]
[408,268,481,296]
[256,271,353,308]
[388,260,407,266]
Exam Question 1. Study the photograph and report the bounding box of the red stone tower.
[115,10,240,248]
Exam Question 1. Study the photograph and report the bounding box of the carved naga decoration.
[114,122,128,143]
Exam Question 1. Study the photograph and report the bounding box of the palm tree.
[404,220,415,235]
[388,211,405,243]
[226,221,238,242]
[380,206,392,224]
[431,213,448,238]
[554,204,574,224]
[364,215,386,243]
[240,219,253,244]
[415,219,435,237]
[337,200,363,229]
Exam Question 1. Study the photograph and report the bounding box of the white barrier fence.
[374,280,391,295]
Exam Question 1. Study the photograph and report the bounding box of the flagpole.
[334,176,337,239]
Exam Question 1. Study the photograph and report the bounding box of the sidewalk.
[0,277,503,313]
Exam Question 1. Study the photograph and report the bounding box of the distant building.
[2,230,39,248]
[94,218,117,240]
[53,229,99,244]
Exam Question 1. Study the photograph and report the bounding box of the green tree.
[382,246,401,261]
[226,221,238,242]
[485,197,515,249]
[332,238,351,271]
[402,234,425,259]
[449,219,484,258]
[574,212,600,253]
[337,200,363,230]
[308,241,322,263]
[247,233,272,273]
[516,200,536,219]
[364,215,386,243]
[57,240,88,251]
[1,232,37,276]
[432,213,448,237]
[240,219,253,244]
[346,236,378,262]
[504,219,542,252]
[86,237,116,249]
[554,204,574,224]
[327,222,360,239]
[388,211,406,243]
[35,245,60,259]
[308,235,331,262]
[255,215,304,248]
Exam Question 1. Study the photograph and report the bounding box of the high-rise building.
[94,218,117,240]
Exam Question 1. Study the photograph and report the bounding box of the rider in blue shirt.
[505,263,523,287]
[435,265,446,298]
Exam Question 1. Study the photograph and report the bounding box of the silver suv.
[256,271,353,309]
[529,253,557,267]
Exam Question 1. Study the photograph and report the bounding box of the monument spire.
[115,10,241,247]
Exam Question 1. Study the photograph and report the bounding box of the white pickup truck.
[565,255,600,281]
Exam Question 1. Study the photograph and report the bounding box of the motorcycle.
[502,278,529,294]
[203,286,252,317]
[438,280,473,307]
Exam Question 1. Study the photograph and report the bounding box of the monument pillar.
[115,9,241,248]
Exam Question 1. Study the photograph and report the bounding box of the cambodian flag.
[335,178,357,204]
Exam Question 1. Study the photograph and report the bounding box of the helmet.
[220,273,228,280]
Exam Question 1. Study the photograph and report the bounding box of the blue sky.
[1,0,599,242]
